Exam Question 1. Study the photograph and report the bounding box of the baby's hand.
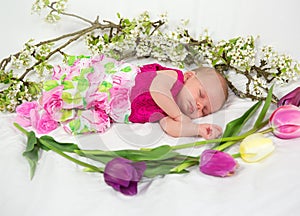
[198,124,222,140]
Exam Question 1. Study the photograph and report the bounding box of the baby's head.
[176,67,228,119]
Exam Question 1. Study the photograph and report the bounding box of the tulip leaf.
[170,159,199,173]
[23,145,40,180]
[77,145,179,162]
[39,135,80,153]
[144,163,188,178]
[24,131,38,152]
[222,100,262,139]
[254,85,274,128]
[14,123,40,179]
[75,151,114,165]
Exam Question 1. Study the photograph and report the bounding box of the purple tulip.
[199,150,237,177]
[269,105,300,139]
[104,157,146,196]
[277,87,300,107]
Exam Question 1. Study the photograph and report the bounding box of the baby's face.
[176,71,226,119]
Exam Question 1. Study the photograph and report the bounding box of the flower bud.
[269,105,300,139]
[199,150,237,177]
[104,157,146,196]
[277,87,300,107]
[239,133,275,162]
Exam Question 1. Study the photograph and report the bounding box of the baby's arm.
[159,116,222,139]
[149,70,182,119]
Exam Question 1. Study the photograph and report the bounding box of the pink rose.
[86,91,109,111]
[109,87,131,122]
[15,105,58,134]
[16,101,39,118]
[15,101,39,127]
[36,112,59,134]
[41,85,64,121]
[81,109,110,133]
[112,75,131,87]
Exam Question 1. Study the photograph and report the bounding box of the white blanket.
[1,1,300,216]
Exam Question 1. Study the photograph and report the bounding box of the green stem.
[14,122,29,135]
[39,140,104,173]
[214,120,270,151]
[172,120,270,151]
[231,153,241,158]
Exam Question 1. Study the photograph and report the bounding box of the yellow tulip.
[239,133,275,162]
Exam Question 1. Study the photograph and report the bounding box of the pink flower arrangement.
[15,101,59,134]
[15,54,139,135]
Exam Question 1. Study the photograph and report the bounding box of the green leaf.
[103,33,109,43]
[222,100,262,138]
[69,118,81,132]
[104,62,116,74]
[80,67,94,76]
[117,12,121,19]
[62,80,74,90]
[254,85,274,128]
[75,151,113,164]
[60,109,73,122]
[24,131,38,152]
[39,135,80,153]
[98,81,113,92]
[120,66,132,72]
[77,145,179,162]
[77,78,89,92]
[170,160,198,173]
[23,145,39,180]
[62,92,73,104]
[143,160,189,178]
[67,56,76,66]
[73,92,83,104]
[43,80,59,91]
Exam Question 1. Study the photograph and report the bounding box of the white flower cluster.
[32,0,67,23]
[260,46,300,85]
[10,39,54,77]
[248,75,267,97]
[2,81,24,112]
[225,36,256,71]
[193,30,214,65]
[86,12,191,67]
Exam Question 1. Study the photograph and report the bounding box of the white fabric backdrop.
[1,1,300,216]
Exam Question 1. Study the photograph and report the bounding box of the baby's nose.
[196,102,203,110]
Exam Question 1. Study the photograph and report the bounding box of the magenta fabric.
[129,63,184,123]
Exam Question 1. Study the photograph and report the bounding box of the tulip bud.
[199,150,237,177]
[277,87,300,107]
[239,133,275,163]
[104,157,146,196]
[269,105,300,139]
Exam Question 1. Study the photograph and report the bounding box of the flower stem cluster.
[14,86,300,195]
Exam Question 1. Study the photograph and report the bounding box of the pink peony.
[81,109,110,133]
[109,87,131,122]
[86,91,109,111]
[41,85,64,121]
[16,101,39,118]
[15,101,39,127]
[35,112,59,134]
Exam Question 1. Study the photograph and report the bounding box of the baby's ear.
[184,71,195,81]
